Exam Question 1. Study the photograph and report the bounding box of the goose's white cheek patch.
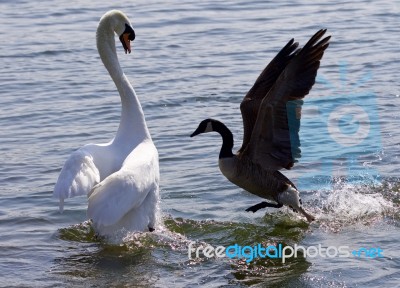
[205,122,213,133]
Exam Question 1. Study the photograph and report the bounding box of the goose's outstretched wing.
[239,38,299,153]
[53,149,100,212]
[241,29,330,170]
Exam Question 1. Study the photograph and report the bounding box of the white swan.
[53,10,159,237]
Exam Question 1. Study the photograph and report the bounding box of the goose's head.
[190,119,219,137]
[99,10,136,54]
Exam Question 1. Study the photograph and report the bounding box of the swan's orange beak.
[119,24,135,54]
[122,33,131,54]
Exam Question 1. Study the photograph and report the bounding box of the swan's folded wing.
[53,149,100,212]
[87,169,156,228]
[243,29,330,170]
[239,38,299,153]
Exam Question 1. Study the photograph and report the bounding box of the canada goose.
[190,29,330,222]
[53,10,159,237]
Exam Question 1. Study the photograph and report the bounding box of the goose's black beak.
[119,23,135,54]
[190,125,204,137]
[190,128,201,137]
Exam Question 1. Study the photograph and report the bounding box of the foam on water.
[307,181,397,231]
[122,222,190,250]
[58,214,192,253]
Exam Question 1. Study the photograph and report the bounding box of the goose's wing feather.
[53,149,100,212]
[87,143,159,229]
[239,38,299,153]
[242,29,330,170]
[274,170,297,190]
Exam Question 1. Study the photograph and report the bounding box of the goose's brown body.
[191,29,330,222]
[219,156,287,202]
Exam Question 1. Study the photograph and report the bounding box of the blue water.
[1,0,399,287]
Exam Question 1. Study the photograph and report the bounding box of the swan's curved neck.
[212,121,234,158]
[96,22,150,144]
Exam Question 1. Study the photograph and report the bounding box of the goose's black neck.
[212,121,234,159]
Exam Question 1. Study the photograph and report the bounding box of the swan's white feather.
[53,148,100,211]
[53,10,160,238]
[87,141,159,230]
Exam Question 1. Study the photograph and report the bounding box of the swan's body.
[191,30,330,222]
[53,10,159,237]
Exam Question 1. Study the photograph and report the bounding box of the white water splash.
[308,181,396,231]
[120,215,193,253]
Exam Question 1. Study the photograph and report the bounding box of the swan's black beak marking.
[119,23,135,54]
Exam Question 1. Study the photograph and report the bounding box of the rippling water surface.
[0,0,399,287]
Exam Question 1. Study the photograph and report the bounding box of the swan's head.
[190,119,219,137]
[119,23,135,54]
[99,10,136,54]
